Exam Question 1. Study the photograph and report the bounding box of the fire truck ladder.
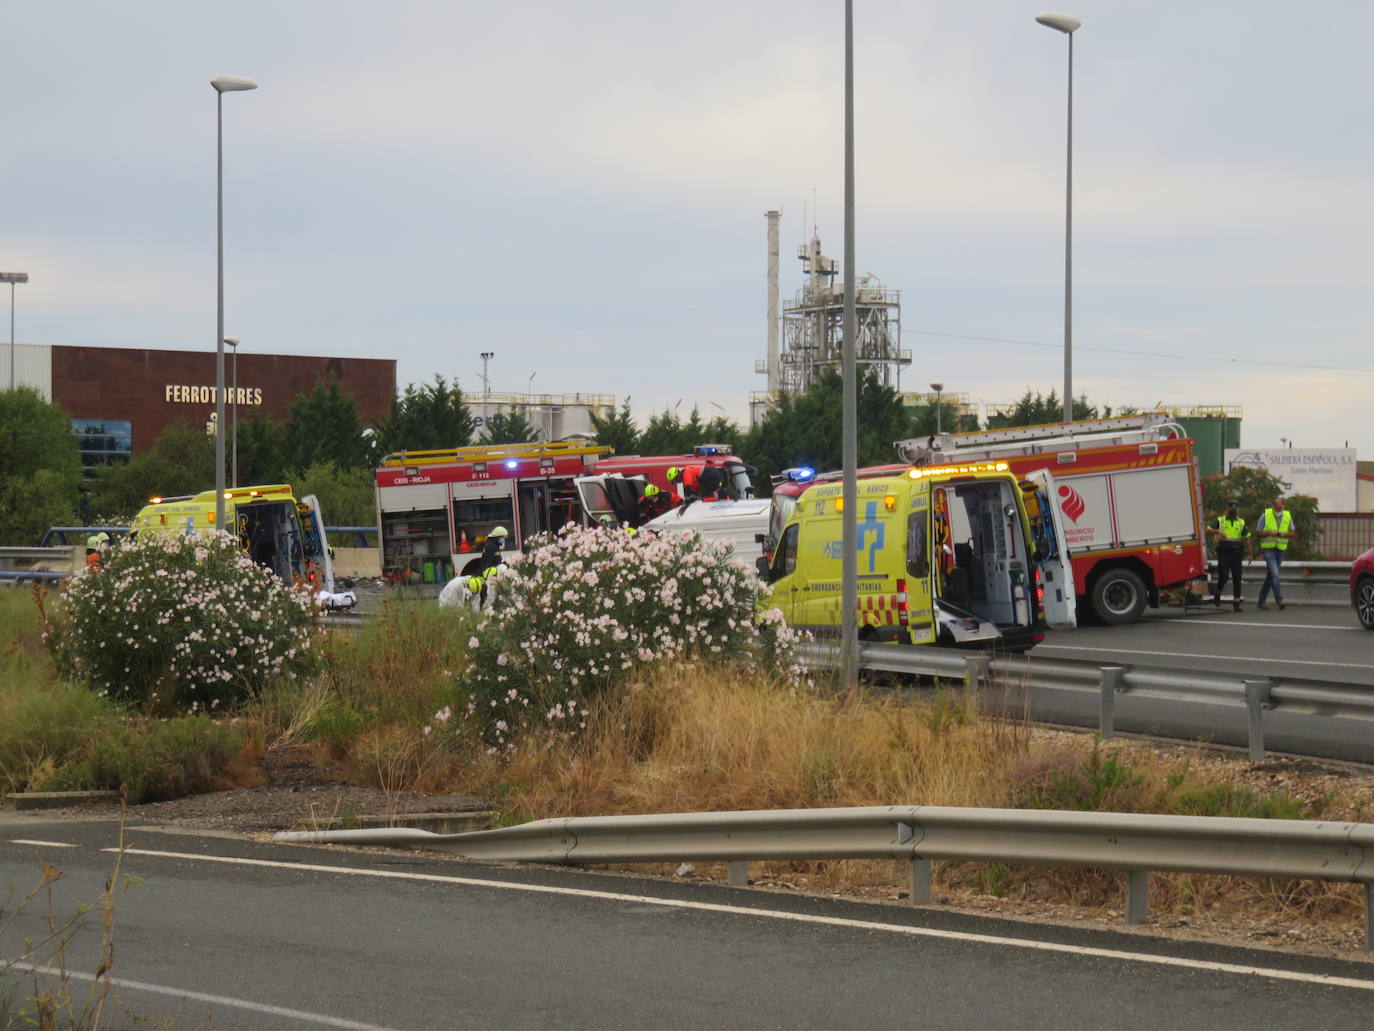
[895,413,1186,465]
[381,440,613,468]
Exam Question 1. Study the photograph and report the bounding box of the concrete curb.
[287,810,493,835]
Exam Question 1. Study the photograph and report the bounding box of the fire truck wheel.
[1091,568,1148,625]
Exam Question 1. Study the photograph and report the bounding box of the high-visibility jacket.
[1216,515,1247,548]
[1259,508,1293,550]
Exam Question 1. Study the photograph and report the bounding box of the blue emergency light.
[505,460,519,470]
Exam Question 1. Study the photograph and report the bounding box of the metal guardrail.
[799,642,1374,762]
[274,804,1374,946]
[0,528,374,582]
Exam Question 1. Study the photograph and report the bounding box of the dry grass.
[449,664,1372,934]
[485,669,1026,815]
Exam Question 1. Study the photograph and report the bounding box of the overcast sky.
[6,1,1372,455]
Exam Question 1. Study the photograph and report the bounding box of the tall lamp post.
[839,0,859,685]
[1035,12,1081,428]
[1,272,29,390]
[930,381,944,435]
[225,337,240,487]
[211,74,257,532]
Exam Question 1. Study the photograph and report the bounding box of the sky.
[5,1,1373,456]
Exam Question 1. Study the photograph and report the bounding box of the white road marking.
[8,839,78,848]
[111,847,1374,993]
[12,962,404,1031]
[1042,645,1373,671]
[1165,619,1358,632]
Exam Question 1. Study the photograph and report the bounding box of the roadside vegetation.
[1,515,1367,938]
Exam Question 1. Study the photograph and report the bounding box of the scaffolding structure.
[758,232,909,399]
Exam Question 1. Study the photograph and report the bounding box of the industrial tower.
[757,218,909,397]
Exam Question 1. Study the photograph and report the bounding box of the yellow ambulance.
[130,484,334,591]
[759,462,1075,652]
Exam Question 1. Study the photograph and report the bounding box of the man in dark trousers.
[1206,498,1249,611]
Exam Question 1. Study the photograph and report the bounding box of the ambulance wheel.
[1091,568,1147,625]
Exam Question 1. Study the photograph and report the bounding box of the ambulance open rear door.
[1023,470,1077,630]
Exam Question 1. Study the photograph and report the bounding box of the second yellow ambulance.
[759,461,1075,651]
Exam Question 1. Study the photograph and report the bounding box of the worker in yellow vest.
[1255,495,1296,610]
[1205,498,1250,611]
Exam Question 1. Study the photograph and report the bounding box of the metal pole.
[8,282,13,390]
[215,89,226,531]
[1062,31,1074,426]
[231,339,239,488]
[935,388,942,435]
[840,0,859,686]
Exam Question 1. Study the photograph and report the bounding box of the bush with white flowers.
[460,523,802,747]
[51,530,316,710]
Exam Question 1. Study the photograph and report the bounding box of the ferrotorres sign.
[165,384,263,405]
[1224,448,1356,512]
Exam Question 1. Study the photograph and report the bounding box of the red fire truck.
[768,415,1206,625]
[375,441,755,582]
[895,415,1207,624]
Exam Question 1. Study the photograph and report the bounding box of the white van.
[642,498,772,566]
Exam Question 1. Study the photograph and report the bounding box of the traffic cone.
[458,530,471,553]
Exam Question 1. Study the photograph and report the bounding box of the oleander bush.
[455,523,802,748]
[49,530,317,712]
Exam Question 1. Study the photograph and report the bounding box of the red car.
[1352,546,1374,630]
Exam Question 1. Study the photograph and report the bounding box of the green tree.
[233,412,286,486]
[293,462,378,529]
[744,370,911,489]
[371,375,475,458]
[482,407,539,445]
[0,387,82,544]
[1201,467,1320,559]
[85,422,214,523]
[638,406,705,456]
[986,390,1100,428]
[280,376,371,474]
[906,400,973,438]
[590,399,640,456]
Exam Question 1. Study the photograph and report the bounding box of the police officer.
[1256,495,1296,610]
[1206,498,1249,611]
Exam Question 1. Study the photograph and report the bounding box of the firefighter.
[84,532,110,573]
[697,464,725,501]
[1206,498,1249,611]
[638,483,674,522]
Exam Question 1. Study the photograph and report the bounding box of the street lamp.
[211,74,257,532]
[1035,11,1081,427]
[930,381,944,435]
[1,272,28,390]
[225,337,240,487]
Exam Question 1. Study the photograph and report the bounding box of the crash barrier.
[1202,558,1350,606]
[0,545,78,580]
[0,528,379,583]
[274,804,1374,947]
[797,642,1374,763]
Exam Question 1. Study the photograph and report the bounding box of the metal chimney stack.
[766,210,780,392]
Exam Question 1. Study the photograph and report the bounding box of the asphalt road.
[1039,602,1373,686]
[3,818,1374,1029]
